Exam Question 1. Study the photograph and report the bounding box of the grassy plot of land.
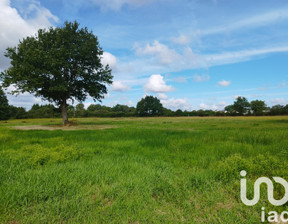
[0,117,288,223]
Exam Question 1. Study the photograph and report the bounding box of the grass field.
[1,116,288,223]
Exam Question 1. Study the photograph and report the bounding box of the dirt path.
[11,125,118,131]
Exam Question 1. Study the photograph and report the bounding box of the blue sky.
[1,0,288,110]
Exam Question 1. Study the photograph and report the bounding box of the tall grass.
[0,116,287,223]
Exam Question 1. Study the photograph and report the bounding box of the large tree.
[1,21,113,125]
[136,95,163,116]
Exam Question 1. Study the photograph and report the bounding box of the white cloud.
[111,81,130,92]
[199,103,209,110]
[279,80,287,87]
[202,8,288,36]
[207,46,288,66]
[232,95,241,99]
[193,74,210,82]
[24,1,59,27]
[127,100,134,107]
[157,93,168,100]
[199,101,227,110]
[144,74,174,93]
[0,0,58,70]
[171,34,190,45]
[6,92,46,109]
[218,80,231,87]
[174,77,187,83]
[182,48,208,68]
[218,101,227,106]
[161,97,191,111]
[101,52,117,70]
[90,0,155,11]
[3,84,47,109]
[104,93,111,99]
[270,98,288,105]
[135,41,181,65]
[133,41,209,72]
[83,102,93,109]
[133,39,288,75]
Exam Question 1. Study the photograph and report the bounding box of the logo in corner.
[240,170,288,206]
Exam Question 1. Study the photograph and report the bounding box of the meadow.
[0,116,288,223]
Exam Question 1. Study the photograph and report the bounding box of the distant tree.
[87,104,102,112]
[0,87,9,120]
[75,103,86,117]
[1,21,113,125]
[8,106,27,119]
[162,108,174,116]
[100,105,112,114]
[284,104,288,115]
[224,105,234,114]
[250,100,267,115]
[189,110,198,116]
[233,97,250,115]
[0,87,8,106]
[270,104,285,115]
[112,104,136,116]
[175,109,183,116]
[136,96,163,116]
[128,106,136,115]
[67,105,76,118]
[28,104,58,118]
[112,104,129,113]
[86,104,99,116]
[197,109,206,117]
[196,110,214,117]
[215,111,225,116]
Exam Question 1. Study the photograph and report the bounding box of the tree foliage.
[75,103,86,117]
[8,106,27,119]
[28,104,60,118]
[250,100,267,115]
[87,104,102,112]
[0,87,8,106]
[224,105,235,114]
[136,96,163,116]
[1,21,113,125]
[232,97,250,115]
[270,104,287,115]
[0,87,9,120]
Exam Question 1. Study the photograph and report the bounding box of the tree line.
[1,92,288,120]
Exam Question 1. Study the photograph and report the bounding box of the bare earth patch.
[11,125,118,131]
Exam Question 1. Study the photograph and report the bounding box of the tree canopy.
[250,100,267,115]
[232,96,250,115]
[1,21,113,125]
[136,96,163,116]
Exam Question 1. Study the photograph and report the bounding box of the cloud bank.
[0,0,58,70]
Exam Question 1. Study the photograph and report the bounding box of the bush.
[215,154,287,183]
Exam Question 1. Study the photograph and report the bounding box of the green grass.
[0,116,288,223]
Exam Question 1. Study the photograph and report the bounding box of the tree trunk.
[61,100,68,126]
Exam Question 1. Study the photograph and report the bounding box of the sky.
[1,0,288,111]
